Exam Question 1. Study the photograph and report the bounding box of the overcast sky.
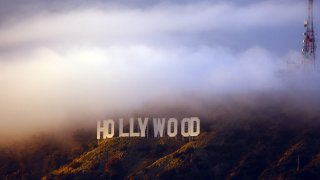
[0,0,319,139]
[0,0,313,52]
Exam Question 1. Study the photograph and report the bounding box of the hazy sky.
[0,0,319,139]
[0,0,310,53]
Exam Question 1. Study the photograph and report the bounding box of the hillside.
[1,97,320,180]
[47,115,320,179]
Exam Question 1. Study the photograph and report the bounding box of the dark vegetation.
[1,96,320,179]
[0,129,97,179]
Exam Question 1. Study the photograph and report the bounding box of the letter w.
[153,118,165,137]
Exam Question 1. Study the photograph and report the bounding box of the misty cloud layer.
[0,0,319,140]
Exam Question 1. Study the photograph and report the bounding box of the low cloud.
[0,0,318,141]
[0,1,304,48]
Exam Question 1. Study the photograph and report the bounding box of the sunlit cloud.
[0,0,317,140]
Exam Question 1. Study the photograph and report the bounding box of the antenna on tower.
[302,0,316,69]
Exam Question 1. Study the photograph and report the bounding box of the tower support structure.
[302,0,316,68]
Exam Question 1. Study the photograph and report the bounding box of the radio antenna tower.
[302,0,316,68]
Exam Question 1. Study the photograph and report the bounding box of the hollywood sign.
[97,117,200,139]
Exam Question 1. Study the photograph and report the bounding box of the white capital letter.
[130,118,140,137]
[119,118,129,137]
[189,117,200,137]
[97,120,114,139]
[181,118,190,137]
[167,118,178,137]
[138,117,149,137]
[153,118,165,137]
